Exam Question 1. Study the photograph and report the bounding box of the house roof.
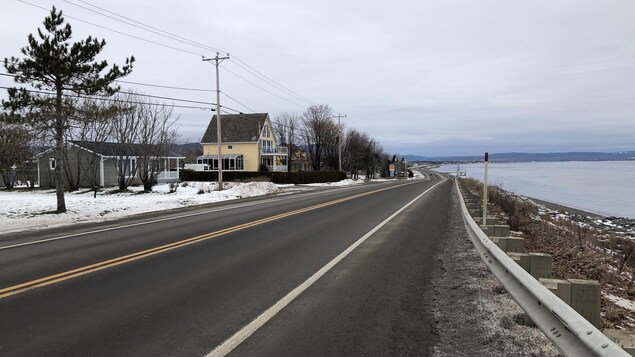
[70,141,184,158]
[201,113,269,143]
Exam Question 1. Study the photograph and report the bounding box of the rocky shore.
[527,197,635,241]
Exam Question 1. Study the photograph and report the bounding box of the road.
[0,175,452,356]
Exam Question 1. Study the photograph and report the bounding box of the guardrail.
[454,178,628,356]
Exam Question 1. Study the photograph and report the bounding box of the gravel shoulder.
[431,185,559,356]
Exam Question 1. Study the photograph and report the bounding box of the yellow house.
[199,113,288,172]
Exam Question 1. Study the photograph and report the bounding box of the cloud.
[2,0,634,156]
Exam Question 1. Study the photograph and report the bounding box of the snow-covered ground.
[1,174,429,235]
[0,182,280,235]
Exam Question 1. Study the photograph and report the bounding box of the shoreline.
[518,195,635,240]
[524,196,605,219]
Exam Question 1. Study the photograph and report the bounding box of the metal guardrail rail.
[455,178,629,356]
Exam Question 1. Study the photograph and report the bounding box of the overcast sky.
[2,0,634,156]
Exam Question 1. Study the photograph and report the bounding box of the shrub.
[179,169,346,184]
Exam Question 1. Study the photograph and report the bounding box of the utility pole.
[333,113,346,172]
[203,52,230,191]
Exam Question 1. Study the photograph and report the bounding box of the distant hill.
[173,142,202,154]
[406,151,635,163]
[173,142,202,163]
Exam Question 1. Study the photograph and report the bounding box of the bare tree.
[273,112,300,171]
[60,99,114,190]
[300,104,338,171]
[136,103,179,191]
[76,99,118,188]
[342,129,368,179]
[111,93,140,190]
[0,116,32,189]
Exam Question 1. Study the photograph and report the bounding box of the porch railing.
[261,146,288,155]
[157,170,179,182]
[266,165,288,172]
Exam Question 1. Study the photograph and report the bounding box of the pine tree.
[3,6,134,212]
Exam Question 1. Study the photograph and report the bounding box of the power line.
[18,0,204,57]
[230,57,317,106]
[72,0,223,53]
[0,85,215,110]
[2,71,244,113]
[16,0,323,112]
[221,92,256,113]
[51,1,318,108]
[114,79,214,92]
[223,67,307,109]
[3,71,212,106]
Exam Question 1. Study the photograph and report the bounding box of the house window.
[118,158,137,177]
[261,140,272,153]
[196,155,243,171]
[263,125,270,138]
[227,145,233,150]
[49,158,56,170]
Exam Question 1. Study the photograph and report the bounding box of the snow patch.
[0,182,279,234]
[606,294,635,312]
[0,179,370,235]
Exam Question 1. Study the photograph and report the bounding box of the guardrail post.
[604,330,635,355]
[491,237,526,253]
[539,278,601,329]
[480,224,511,238]
[528,253,552,279]
[569,279,602,329]
[539,278,572,304]
[508,252,531,272]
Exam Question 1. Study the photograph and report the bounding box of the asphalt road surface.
[0,175,453,356]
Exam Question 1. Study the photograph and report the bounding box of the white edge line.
[0,184,384,251]
[205,178,447,357]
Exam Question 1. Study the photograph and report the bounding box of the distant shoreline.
[524,196,605,219]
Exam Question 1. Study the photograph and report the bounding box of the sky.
[1,0,634,157]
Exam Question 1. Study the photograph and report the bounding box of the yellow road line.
[0,181,419,299]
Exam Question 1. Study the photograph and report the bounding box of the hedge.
[179,169,347,185]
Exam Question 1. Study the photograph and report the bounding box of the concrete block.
[529,252,552,279]
[476,217,500,226]
[508,252,531,272]
[493,225,510,237]
[480,224,510,238]
[569,279,602,329]
[491,237,525,253]
[490,237,502,249]
[466,202,481,210]
[505,237,526,253]
[490,237,526,253]
[604,329,635,355]
[539,278,571,304]
[485,217,500,225]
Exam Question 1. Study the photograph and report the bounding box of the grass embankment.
[461,178,635,329]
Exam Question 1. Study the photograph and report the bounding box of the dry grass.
[460,178,635,329]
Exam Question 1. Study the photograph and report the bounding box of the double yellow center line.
[0,182,417,300]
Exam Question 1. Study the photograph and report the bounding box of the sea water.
[435,161,635,219]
